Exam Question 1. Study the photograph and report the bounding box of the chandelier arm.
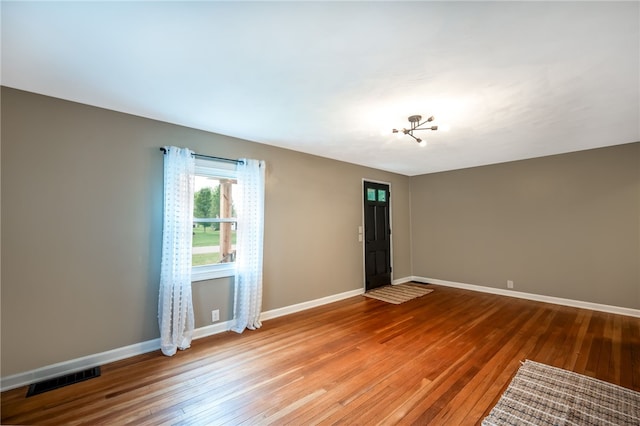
[407,132,422,143]
[410,120,434,131]
[413,126,437,131]
[416,118,434,128]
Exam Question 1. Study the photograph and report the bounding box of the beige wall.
[410,142,640,309]
[1,87,411,376]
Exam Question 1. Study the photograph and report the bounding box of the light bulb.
[418,140,427,148]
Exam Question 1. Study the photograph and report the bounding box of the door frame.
[361,178,394,291]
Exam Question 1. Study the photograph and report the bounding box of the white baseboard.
[0,338,161,393]
[392,276,413,285]
[6,278,636,392]
[260,288,364,321]
[1,287,365,392]
[191,320,234,339]
[7,278,635,392]
[412,276,640,318]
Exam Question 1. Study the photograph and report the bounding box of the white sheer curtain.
[159,146,195,356]
[231,159,266,333]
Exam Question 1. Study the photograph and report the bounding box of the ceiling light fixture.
[392,115,438,144]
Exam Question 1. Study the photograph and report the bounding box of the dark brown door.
[364,181,391,291]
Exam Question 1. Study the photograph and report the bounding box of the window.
[192,158,238,281]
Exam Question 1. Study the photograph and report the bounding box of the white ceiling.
[2,1,638,176]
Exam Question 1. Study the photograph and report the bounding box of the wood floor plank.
[2,284,639,425]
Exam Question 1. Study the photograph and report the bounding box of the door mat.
[364,283,433,304]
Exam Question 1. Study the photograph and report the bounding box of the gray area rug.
[483,360,640,426]
[363,283,433,304]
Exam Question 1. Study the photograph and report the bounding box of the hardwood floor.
[2,284,639,425]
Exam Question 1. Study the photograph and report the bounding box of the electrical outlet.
[507,280,514,289]
[211,309,220,322]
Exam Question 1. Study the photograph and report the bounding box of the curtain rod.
[159,147,244,165]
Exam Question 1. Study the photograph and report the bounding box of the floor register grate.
[26,366,101,397]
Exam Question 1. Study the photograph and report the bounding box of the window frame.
[191,158,238,282]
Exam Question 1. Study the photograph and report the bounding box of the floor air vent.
[26,366,101,397]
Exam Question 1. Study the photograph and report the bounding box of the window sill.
[192,264,236,282]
